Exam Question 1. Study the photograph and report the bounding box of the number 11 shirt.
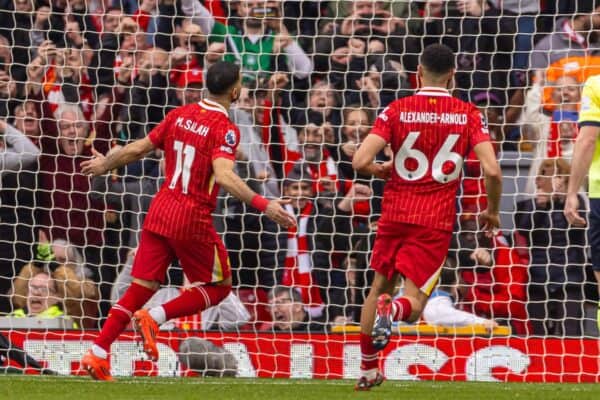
[144,98,240,240]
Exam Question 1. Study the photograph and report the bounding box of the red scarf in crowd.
[562,20,587,51]
[282,202,325,317]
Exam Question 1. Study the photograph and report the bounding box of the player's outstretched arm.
[564,125,600,226]
[212,157,296,228]
[352,134,392,179]
[473,141,502,234]
[81,137,155,176]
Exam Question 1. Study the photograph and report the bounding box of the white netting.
[0,0,600,381]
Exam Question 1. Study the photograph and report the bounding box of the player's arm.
[564,125,600,226]
[212,157,296,228]
[81,137,155,176]
[473,141,502,233]
[352,134,392,179]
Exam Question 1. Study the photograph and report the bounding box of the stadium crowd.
[0,0,599,336]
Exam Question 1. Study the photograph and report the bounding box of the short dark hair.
[205,61,241,96]
[268,286,303,303]
[420,44,455,76]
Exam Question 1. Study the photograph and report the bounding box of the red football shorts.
[370,223,452,296]
[131,229,231,284]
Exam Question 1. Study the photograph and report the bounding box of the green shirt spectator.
[182,0,312,81]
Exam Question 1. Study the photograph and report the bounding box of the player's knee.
[406,308,423,323]
[133,278,160,291]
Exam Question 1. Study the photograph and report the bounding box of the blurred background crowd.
[0,0,599,337]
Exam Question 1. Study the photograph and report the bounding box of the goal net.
[0,0,599,381]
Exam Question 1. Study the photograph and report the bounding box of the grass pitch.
[2,376,600,400]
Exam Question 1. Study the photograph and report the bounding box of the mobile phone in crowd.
[251,6,279,19]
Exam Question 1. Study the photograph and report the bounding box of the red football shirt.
[144,98,239,240]
[370,87,490,232]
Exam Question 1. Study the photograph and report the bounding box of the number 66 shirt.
[370,87,490,232]
[144,98,240,241]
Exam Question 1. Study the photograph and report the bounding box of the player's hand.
[80,148,108,176]
[479,209,500,238]
[265,199,296,228]
[564,193,586,227]
[374,160,393,180]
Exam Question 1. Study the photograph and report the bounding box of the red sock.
[162,285,231,320]
[94,282,156,353]
[392,297,412,322]
[360,332,379,371]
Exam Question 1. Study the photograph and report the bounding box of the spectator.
[408,0,517,106]
[289,122,337,191]
[524,75,582,194]
[9,263,99,329]
[460,92,503,213]
[259,285,327,332]
[88,15,146,98]
[38,103,116,314]
[174,67,204,106]
[121,46,176,141]
[335,0,405,55]
[336,105,389,221]
[0,109,41,312]
[169,19,207,86]
[313,36,368,94]
[530,2,600,83]
[182,0,313,81]
[291,80,341,130]
[352,55,411,112]
[0,115,40,190]
[9,269,63,319]
[488,0,538,137]
[515,158,588,336]
[0,0,35,94]
[453,216,531,335]
[279,163,371,320]
[90,145,161,250]
[26,42,95,120]
[34,230,91,280]
[223,74,296,292]
[114,46,176,182]
[39,104,106,250]
[0,35,18,118]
